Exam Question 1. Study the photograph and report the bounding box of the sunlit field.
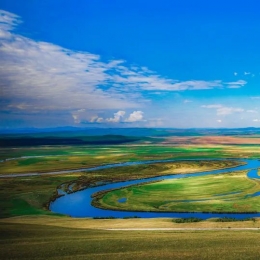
[96,170,260,213]
[2,221,260,260]
[1,134,260,259]
[0,160,244,218]
[1,143,260,175]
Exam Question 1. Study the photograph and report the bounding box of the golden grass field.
[1,216,260,260]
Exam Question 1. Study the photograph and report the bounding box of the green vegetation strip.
[94,170,260,213]
[2,144,259,174]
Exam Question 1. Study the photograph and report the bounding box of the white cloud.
[202,104,244,116]
[72,114,80,124]
[253,119,260,122]
[0,9,250,128]
[114,77,246,91]
[117,77,224,91]
[0,10,141,113]
[202,104,222,109]
[106,110,126,122]
[247,110,257,113]
[90,116,99,122]
[0,9,247,114]
[96,117,104,123]
[87,110,144,124]
[0,10,20,38]
[217,119,222,123]
[225,80,247,89]
[90,116,104,123]
[125,111,144,122]
[184,99,192,103]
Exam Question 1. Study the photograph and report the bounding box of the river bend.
[50,158,260,219]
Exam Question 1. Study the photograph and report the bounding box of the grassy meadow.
[2,143,260,175]
[1,219,260,260]
[96,169,260,213]
[1,132,260,259]
[0,159,244,218]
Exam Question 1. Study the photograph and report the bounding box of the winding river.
[49,158,260,219]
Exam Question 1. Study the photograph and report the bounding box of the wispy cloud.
[202,104,244,116]
[247,110,258,113]
[0,10,140,113]
[0,10,20,37]
[113,76,245,91]
[225,80,247,89]
[0,10,248,103]
[0,9,250,127]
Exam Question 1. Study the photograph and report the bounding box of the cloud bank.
[88,110,144,124]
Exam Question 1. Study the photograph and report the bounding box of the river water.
[49,158,260,219]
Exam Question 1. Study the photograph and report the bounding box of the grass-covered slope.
[1,221,260,260]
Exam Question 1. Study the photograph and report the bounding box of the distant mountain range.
[1,127,260,147]
[1,127,260,136]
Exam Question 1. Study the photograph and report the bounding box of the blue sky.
[1,0,260,129]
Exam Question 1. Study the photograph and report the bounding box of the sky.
[1,0,260,129]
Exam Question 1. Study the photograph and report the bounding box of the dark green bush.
[173,217,203,223]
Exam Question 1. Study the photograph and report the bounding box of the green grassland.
[1,221,260,260]
[1,144,260,175]
[0,174,81,218]
[0,160,242,218]
[1,141,260,259]
[95,170,260,213]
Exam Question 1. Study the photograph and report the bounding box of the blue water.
[245,191,260,198]
[49,158,260,219]
[118,198,127,203]
[214,191,242,197]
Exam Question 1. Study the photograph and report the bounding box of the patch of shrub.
[215,217,256,222]
[93,216,116,219]
[173,217,203,223]
[123,216,140,219]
